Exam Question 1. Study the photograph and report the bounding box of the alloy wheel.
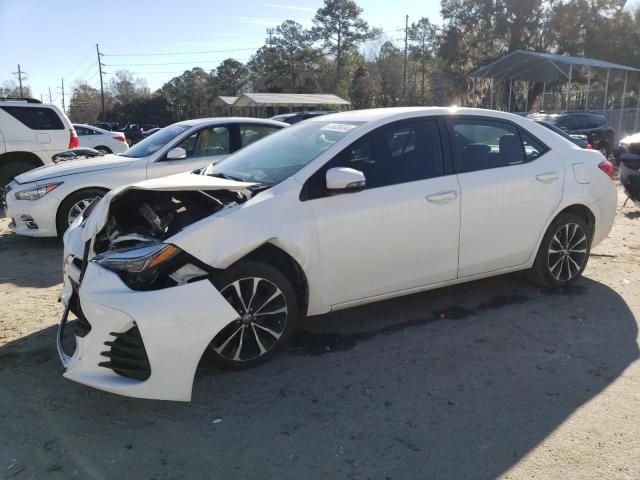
[212,277,288,362]
[547,223,588,282]
[67,197,101,226]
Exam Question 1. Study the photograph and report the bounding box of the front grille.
[99,327,151,380]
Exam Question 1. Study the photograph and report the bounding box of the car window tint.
[337,120,443,189]
[557,117,576,130]
[451,119,525,173]
[240,124,280,147]
[520,130,548,161]
[176,126,230,158]
[1,106,64,130]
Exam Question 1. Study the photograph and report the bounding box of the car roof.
[171,117,289,129]
[306,107,533,124]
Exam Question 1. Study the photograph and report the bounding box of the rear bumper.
[58,261,239,401]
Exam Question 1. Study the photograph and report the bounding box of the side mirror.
[326,167,366,191]
[166,147,187,160]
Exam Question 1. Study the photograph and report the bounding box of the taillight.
[113,135,126,142]
[585,144,592,149]
[598,160,614,179]
[68,128,79,149]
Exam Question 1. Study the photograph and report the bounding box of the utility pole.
[96,43,106,121]
[61,78,65,112]
[12,64,27,97]
[402,15,409,105]
[48,87,52,103]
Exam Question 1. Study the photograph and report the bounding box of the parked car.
[57,107,617,401]
[528,112,615,156]
[270,110,335,124]
[5,118,287,237]
[534,120,591,149]
[142,127,162,138]
[93,122,119,131]
[0,97,78,187]
[615,131,640,205]
[73,124,128,154]
[122,123,144,145]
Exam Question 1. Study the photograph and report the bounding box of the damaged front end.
[58,173,259,401]
[91,188,249,290]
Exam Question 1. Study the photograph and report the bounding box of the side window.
[174,126,230,158]
[240,124,280,148]
[451,119,525,173]
[557,117,576,130]
[520,130,549,161]
[307,120,443,196]
[74,127,87,136]
[1,106,64,130]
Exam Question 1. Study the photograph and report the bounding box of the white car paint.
[59,107,618,401]
[5,117,287,237]
[73,123,129,154]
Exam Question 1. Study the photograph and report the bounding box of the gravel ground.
[0,185,638,480]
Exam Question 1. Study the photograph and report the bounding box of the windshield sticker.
[320,123,358,133]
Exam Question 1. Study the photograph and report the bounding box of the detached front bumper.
[58,261,239,401]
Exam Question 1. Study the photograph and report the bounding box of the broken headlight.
[93,243,209,290]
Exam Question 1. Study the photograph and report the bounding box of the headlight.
[94,243,208,290]
[15,182,63,201]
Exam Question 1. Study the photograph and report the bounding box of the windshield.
[207,120,364,185]
[121,125,191,158]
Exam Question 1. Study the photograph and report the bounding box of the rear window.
[1,106,65,130]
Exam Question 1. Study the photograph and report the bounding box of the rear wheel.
[95,146,112,154]
[208,260,299,369]
[56,188,106,236]
[528,213,591,288]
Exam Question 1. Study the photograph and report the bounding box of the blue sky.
[0,0,441,108]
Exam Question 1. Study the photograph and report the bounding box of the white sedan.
[59,107,617,401]
[73,124,129,154]
[5,118,287,237]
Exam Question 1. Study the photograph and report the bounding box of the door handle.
[535,172,559,184]
[426,190,458,204]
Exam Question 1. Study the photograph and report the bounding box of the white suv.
[0,98,78,187]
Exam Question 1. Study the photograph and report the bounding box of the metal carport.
[469,50,640,136]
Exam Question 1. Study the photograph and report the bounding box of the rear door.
[146,124,234,179]
[449,116,564,277]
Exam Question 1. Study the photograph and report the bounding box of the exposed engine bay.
[93,188,250,254]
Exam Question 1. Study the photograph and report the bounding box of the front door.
[305,118,461,306]
[449,117,564,277]
[146,124,233,179]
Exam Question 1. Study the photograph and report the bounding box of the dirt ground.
[0,185,639,480]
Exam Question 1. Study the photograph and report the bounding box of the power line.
[102,46,260,57]
[104,56,252,67]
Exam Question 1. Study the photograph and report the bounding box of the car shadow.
[0,274,637,479]
[0,228,62,288]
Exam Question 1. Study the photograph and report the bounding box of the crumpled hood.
[15,154,135,184]
[81,172,256,242]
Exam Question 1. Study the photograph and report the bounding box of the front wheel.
[528,213,592,288]
[208,260,299,369]
[56,188,106,236]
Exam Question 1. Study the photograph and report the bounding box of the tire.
[207,260,299,369]
[528,212,592,288]
[95,146,112,154]
[0,158,38,188]
[56,188,107,236]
